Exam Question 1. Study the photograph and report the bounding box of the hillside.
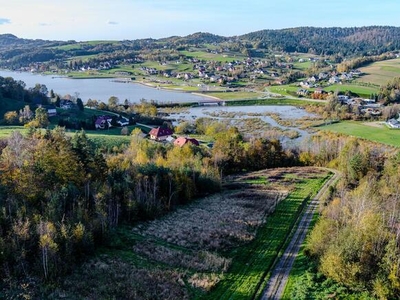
[2,26,400,70]
[241,26,400,56]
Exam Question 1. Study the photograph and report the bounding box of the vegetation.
[320,121,400,147]
[3,25,400,299]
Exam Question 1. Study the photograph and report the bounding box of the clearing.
[51,167,330,299]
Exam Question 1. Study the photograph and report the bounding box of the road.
[260,170,339,300]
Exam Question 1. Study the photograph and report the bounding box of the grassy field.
[323,83,379,97]
[319,121,400,147]
[179,50,245,62]
[0,125,141,151]
[225,98,322,106]
[48,167,330,299]
[356,58,400,86]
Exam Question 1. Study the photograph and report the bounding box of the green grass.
[0,126,29,138]
[225,98,322,106]
[202,173,330,300]
[281,213,319,299]
[323,84,378,97]
[268,85,301,96]
[357,58,400,86]
[179,51,245,62]
[319,121,400,147]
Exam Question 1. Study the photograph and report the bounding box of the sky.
[0,0,399,41]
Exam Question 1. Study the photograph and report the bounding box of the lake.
[0,70,212,104]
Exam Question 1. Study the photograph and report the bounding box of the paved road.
[260,170,339,300]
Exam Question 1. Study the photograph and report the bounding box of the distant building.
[149,127,173,141]
[174,137,200,147]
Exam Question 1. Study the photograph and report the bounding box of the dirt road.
[260,170,339,300]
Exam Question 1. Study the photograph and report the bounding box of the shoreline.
[133,80,222,101]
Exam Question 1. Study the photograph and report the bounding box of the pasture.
[319,121,400,147]
[179,50,245,62]
[356,58,400,86]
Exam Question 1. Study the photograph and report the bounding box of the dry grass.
[133,189,283,252]
[48,167,326,299]
[54,255,189,300]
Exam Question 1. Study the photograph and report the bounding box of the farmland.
[319,121,400,147]
[357,58,400,86]
[50,167,330,299]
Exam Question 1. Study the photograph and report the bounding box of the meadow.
[50,167,329,299]
[319,121,400,147]
[357,58,400,86]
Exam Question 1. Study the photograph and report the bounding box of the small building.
[149,127,173,141]
[174,137,200,147]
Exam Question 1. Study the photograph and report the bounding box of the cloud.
[107,21,118,25]
[0,18,11,25]
[38,23,51,26]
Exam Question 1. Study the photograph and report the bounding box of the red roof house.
[149,127,173,141]
[174,137,200,147]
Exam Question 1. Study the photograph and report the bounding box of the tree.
[108,96,119,107]
[4,111,19,124]
[76,98,84,112]
[19,105,33,124]
[26,107,49,128]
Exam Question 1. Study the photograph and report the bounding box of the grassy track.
[319,121,400,147]
[201,172,330,300]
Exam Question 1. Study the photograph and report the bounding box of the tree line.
[0,123,295,294]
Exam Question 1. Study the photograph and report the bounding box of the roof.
[149,127,173,137]
[174,137,200,147]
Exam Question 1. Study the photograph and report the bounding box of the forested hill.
[2,26,400,68]
[240,26,400,56]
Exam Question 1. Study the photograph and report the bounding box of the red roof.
[174,137,200,147]
[149,127,173,137]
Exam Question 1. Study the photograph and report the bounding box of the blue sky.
[0,0,398,41]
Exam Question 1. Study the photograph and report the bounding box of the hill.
[240,26,400,56]
[2,26,400,70]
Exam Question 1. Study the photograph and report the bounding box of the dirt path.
[260,170,339,300]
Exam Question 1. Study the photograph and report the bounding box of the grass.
[281,212,319,299]
[179,51,245,62]
[319,121,400,147]
[0,126,29,138]
[357,58,400,86]
[203,168,330,300]
[28,167,331,299]
[323,83,378,98]
[225,98,322,106]
[0,125,138,151]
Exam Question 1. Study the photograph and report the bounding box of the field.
[323,83,378,97]
[0,125,140,151]
[179,50,245,62]
[356,58,400,86]
[50,167,330,299]
[319,121,400,147]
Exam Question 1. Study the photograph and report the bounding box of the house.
[60,99,74,110]
[117,117,129,127]
[149,127,173,141]
[297,89,309,96]
[174,137,200,147]
[328,76,340,84]
[95,115,113,129]
[47,107,57,117]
